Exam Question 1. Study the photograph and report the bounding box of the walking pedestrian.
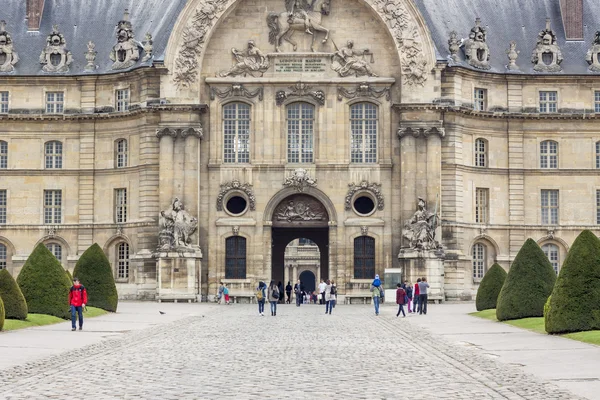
[324,279,334,314]
[371,274,383,316]
[277,281,284,304]
[406,283,413,313]
[285,281,292,304]
[294,280,302,307]
[331,280,337,308]
[395,283,407,317]
[413,278,421,314]
[318,279,327,305]
[217,282,224,304]
[256,281,266,316]
[223,284,230,305]
[418,277,430,315]
[268,280,280,316]
[69,277,87,331]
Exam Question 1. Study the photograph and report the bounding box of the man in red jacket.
[69,277,88,331]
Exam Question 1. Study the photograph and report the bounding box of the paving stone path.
[0,304,583,399]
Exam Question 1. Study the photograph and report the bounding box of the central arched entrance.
[270,193,330,286]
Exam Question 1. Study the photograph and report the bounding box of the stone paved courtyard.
[0,302,594,399]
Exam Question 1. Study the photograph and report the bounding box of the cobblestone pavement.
[0,304,584,399]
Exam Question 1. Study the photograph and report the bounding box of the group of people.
[369,274,430,317]
[253,279,338,316]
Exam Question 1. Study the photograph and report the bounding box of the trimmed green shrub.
[73,243,118,312]
[475,263,507,311]
[0,269,28,320]
[17,244,72,320]
[65,269,73,283]
[496,238,556,321]
[0,295,5,331]
[544,295,552,317]
[545,230,600,334]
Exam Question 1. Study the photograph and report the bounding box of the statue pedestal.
[156,250,202,302]
[398,249,445,303]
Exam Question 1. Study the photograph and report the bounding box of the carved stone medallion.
[283,168,317,192]
[0,20,19,73]
[39,25,73,73]
[345,181,384,211]
[531,19,563,73]
[463,18,490,70]
[210,84,263,101]
[586,31,600,72]
[216,180,256,211]
[273,194,328,227]
[337,83,390,101]
[276,82,325,106]
[110,9,142,70]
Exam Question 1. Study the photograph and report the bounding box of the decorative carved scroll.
[337,83,390,101]
[345,181,384,211]
[39,25,73,73]
[531,18,563,72]
[0,20,19,73]
[273,195,328,227]
[586,31,600,72]
[283,168,317,192]
[463,18,490,70]
[216,180,256,211]
[210,84,263,101]
[397,121,445,139]
[156,126,203,139]
[110,9,142,70]
[276,82,325,106]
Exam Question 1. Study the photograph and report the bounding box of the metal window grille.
[46,92,64,113]
[223,103,250,163]
[45,141,63,169]
[116,139,128,168]
[353,236,375,279]
[474,88,486,111]
[115,188,127,223]
[474,138,487,167]
[0,91,8,113]
[0,141,7,169]
[472,243,486,279]
[350,103,377,164]
[46,243,62,262]
[44,190,62,224]
[0,243,5,269]
[539,91,557,113]
[116,89,130,112]
[0,190,5,224]
[542,243,560,274]
[117,242,130,279]
[540,141,557,169]
[475,188,488,224]
[287,103,314,163]
[541,189,559,225]
[225,236,246,279]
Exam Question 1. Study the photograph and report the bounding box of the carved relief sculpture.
[158,198,199,251]
[218,40,270,77]
[84,41,97,72]
[448,31,460,63]
[210,84,264,101]
[531,19,563,72]
[337,83,390,101]
[586,31,600,72]
[463,18,490,70]
[283,168,317,192]
[276,82,325,106]
[39,25,73,73]
[0,20,19,73]
[345,181,384,211]
[142,33,153,62]
[111,9,142,70]
[216,180,256,211]
[402,197,441,250]
[275,199,324,222]
[331,40,377,77]
[267,0,331,52]
[506,40,520,71]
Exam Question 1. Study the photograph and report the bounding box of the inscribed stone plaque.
[274,57,327,73]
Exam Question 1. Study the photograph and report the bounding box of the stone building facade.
[0,0,599,301]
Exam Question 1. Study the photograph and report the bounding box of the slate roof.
[0,0,187,76]
[415,0,600,74]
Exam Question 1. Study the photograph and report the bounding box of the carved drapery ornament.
[111,9,142,70]
[158,198,199,251]
[218,40,270,77]
[156,126,203,139]
[402,197,441,250]
[586,31,600,72]
[273,196,327,225]
[448,31,460,63]
[345,181,384,211]
[276,82,325,106]
[463,18,490,70]
[531,19,563,72]
[142,33,153,62]
[331,40,377,77]
[0,20,19,73]
[210,84,264,101]
[84,41,97,72]
[39,25,73,73]
[506,41,520,71]
[397,121,445,139]
[283,168,317,192]
[216,180,256,211]
[337,83,390,101]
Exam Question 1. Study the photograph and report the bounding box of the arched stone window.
[0,140,7,169]
[116,242,130,279]
[0,243,6,269]
[540,140,558,169]
[46,242,62,264]
[542,243,560,274]
[45,141,63,169]
[354,236,375,279]
[115,139,128,168]
[287,102,314,163]
[350,103,377,164]
[472,243,486,279]
[225,236,246,279]
[474,138,487,167]
[223,102,250,163]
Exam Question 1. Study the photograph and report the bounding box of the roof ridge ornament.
[531,18,563,72]
[0,20,19,73]
[448,31,460,63]
[506,40,520,71]
[463,17,490,70]
[110,8,142,70]
[84,41,97,72]
[585,31,600,72]
[39,24,73,73]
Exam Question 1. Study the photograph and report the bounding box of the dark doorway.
[271,227,329,285]
[299,270,316,293]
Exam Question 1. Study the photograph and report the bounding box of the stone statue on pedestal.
[158,198,198,251]
[402,197,441,250]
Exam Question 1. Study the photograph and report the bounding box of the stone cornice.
[0,164,159,176]
[445,164,600,176]
[397,120,445,138]
[0,221,156,231]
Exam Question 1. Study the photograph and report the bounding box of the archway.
[299,270,317,294]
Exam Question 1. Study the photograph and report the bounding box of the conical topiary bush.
[73,243,118,312]
[0,295,5,331]
[496,238,556,321]
[475,263,507,311]
[546,230,600,334]
[17,243,72,319]
[0,269,28,320]
[65,269,73,284]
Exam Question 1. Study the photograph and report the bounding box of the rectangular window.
[287,103,314,163]
[46,92,64,114]
[45,141,63,169]
[596,142,600,169]
[223,103,250,163]
[0,91,8,113]
[540,141,558,169]
[0,243,5,269]
[44,190,62,224]
[474,88,487,111]
[539,91,557,113]
[595,91,600,113]
[541,190,559,225]
[0,141,7,169]
[350,103,378,164]
[115,188,127,223]
[117,243,130,279]
[0,190,6,224]
[116,89,130,112]
[475,188,488,224]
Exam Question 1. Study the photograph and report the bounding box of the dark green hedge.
[17,244,72,320]
[475,263,507,311]
[546,230,600,334]
[73,243,118,312]
[0,295,5,331]
[496,238,556,321]
[65,269,73,284]
[0,269,28,320]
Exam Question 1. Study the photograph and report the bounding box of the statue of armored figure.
[218,40,270,77]
[158,198,198,251]
[402,197,441,250]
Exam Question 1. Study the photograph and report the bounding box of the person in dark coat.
[285,281,292,304]
[395,283,407,317]
[277,281,284,304]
